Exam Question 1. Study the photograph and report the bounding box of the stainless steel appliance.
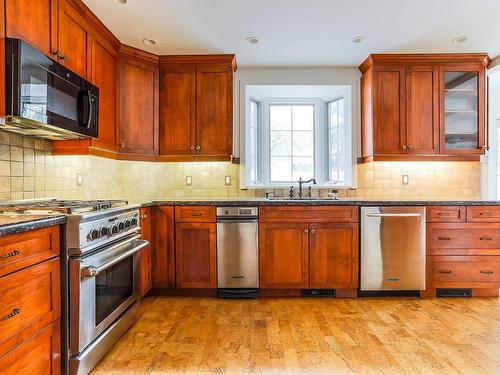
[216,207,259,298]
[3,38,99,140]
[361,206,426,291]
[0,200,146,375]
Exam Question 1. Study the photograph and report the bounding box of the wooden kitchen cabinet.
[57,0,92,78]
[5,0,57,58]
[175,222,217,288]
[159,55,236,161]
[360,54,489,162]
[309,223,358,289]
[90,32,118,151]
[259,206,359,291]
[118,47,159,156]
[139,208,152,297]
[151,206,175,288]
[259,223,309,289]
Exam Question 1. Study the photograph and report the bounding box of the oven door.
[69,235,148,355]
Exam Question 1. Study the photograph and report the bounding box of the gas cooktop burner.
[0,199,129,214]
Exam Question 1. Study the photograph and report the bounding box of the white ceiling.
[83,0,500,67]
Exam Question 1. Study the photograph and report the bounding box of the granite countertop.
[139,198,500,207]
[0,214,67,237]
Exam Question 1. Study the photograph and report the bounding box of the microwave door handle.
[81,239,149,277]
[86,90,93,129]
[78,90,92,128]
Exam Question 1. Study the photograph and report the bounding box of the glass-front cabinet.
[440,65,486,155]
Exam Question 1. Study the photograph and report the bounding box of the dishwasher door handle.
[366,213,422,218]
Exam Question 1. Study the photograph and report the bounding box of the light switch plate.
[402,174,409,185]
[76,173,83,186]
[186,176,192,186]
[225,175,232,186]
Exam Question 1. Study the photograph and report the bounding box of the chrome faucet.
[298,177,317,199]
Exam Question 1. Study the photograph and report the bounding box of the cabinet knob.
[481,145,489,151]
[190,145,195,150]
[196,145,201,151]
[407,145,413,150]
[58,52,67,61]
[310,229,316,234]
[402,145,407,150]
[304,228,309,233]
[120,143,126,148]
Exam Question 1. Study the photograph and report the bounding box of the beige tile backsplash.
[0,131,481,202]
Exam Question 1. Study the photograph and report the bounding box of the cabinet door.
[175,223,216,288]
[159,64,196,156]
[5,0,56,57]
[439,64,486,155]
[406,66,439,154]
[373,66,406,155]
[309,223,358,288]
[151,206,175,288]
[259,223,309,289]
[196,64,233,158]
[119,58,159,155]
[139,208,152,297]
[57,0,92,78]
[91,34,118,151]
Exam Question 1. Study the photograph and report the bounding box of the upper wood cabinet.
[57,0,92,79]
[360,54,489,162]
[159,55,236,161]
[90,33,118,151]
[5,0,57,57]
[118,46,159,156]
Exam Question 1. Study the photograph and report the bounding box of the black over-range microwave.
[2,38,99,140]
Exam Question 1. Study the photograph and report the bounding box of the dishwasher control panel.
[216,207,258,218]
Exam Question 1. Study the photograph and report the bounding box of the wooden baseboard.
[149,288,217,297]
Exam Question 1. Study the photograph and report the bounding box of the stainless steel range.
[0,199,148,375]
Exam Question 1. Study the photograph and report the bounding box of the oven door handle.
[81,239,149,277]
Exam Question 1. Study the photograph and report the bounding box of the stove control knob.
[89,229,100,241]
[124,219,131,229]
[111,224,119,235]
[131,218,138,226]
[118,221,125,231]
[99,226,109,237]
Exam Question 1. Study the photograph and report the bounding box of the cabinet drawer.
[0,258,60,353]
[426,206,466,223]
[467,206,500,222]
[175,206,216,222]
[260,206,358,223]
[427,224,500,250]
[0,319,60,374]
[0,226,60,278]
[429,256,500,287]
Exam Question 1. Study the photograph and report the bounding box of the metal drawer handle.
[190,213,203,217]
[479,212,493,216]
[438,270,452,274]
[437,212,451,216]
[438,237,451,241]
[480,237,493,241]
[366,213,421,218]
[0,249,21,258]
[1,308,21,321]
[480,270,494,275]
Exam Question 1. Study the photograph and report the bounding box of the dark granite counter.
[139,198,500,207]
[0,214,66,237]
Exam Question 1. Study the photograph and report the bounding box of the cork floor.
[91,296,500,375]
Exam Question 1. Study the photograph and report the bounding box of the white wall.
[233,66,361,186]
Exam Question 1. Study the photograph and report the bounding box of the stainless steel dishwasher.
[216,207,259,298]
[361,206,426,291]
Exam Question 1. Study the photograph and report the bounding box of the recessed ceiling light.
[246,37,259,45]
[452,36,470,44]
[115,0,128,4]
[352,36,365,44]
[142,38,157,46]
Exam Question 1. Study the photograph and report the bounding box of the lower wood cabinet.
[0,320,60,375]
[151,206,175,288]
[309,223,358,289]
[259,223,309,289]
[259,206,359,290]
[175,222,217,288]
[139,207,152,297]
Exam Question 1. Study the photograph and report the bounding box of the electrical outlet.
[76,173,83,186]
[402,174,409,185]
[185,176,192,186]
[225,175,232,186]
